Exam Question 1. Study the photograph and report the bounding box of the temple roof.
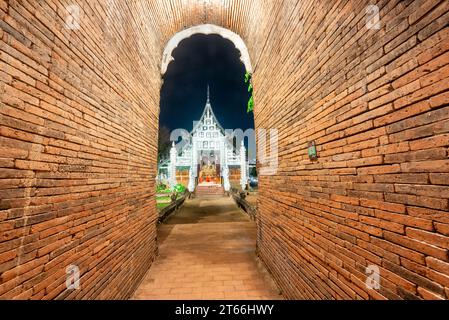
[191,86,225,134]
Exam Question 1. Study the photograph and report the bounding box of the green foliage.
[247,96,254,113]
[244,71,251,83]
[156,196,172,202]
[174,184,186,193]
[156,183,170,193]
[156,202,170,210]
[245,71,254,113]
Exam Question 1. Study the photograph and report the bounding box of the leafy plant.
[156,202,170,210]
[174,184,186,193]
[244,71,251,83]
[245,71,254,113]
[247,96,254,113]
[156,183,168,193]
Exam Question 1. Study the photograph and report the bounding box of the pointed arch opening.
[161,24,253,76]
[156,26,257,208]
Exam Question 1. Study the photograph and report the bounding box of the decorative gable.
[191,86,225,136]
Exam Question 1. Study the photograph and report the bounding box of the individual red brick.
[371,237,425,265]
[409,134,449,151]
[395,184,449,198]
[385,148,446,163]
[435,223,449,236]
[374,209,434,231]
[401,160,449,173]
[330,194,359,205]
[359,215,404,234]
[374,173,428,184]
[429,173,449,185]
[384,231,448,261]
[406,228,449,250]
[360,199,405,213]
[426,256,449,275]
[0,249,17,264]
[429,91,449,108]
[386,192,448,211]
[417,287,445,300]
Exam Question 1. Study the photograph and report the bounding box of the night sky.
[159,34,254,137]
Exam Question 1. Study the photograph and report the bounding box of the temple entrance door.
[198,151,220,184]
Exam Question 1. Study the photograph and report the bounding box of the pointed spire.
[206,84,210,103]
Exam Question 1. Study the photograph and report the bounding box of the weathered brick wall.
[254,0,449,300]
[0,0,161,299]
[1,0,448,300]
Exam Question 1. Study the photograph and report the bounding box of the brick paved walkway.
[132,196,282,300]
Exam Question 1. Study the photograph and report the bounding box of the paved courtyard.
[132,196,282,300]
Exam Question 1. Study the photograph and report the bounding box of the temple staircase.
[195,183,225,197]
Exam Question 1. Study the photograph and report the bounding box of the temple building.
[161,87,249,192]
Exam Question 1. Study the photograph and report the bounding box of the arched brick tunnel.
[0,0,448,299]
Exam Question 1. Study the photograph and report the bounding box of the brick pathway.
[132,196,282,300]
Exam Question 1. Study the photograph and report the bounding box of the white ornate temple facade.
[166,88,248,192]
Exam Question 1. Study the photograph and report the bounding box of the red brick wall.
[1,0,448,300]
[0,1,160,299]
[254,0,449,300]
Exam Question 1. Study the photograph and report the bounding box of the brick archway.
[159,24,255,195]
[161,24,253,75]
[0,1,448,300]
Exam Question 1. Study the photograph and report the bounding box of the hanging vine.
[245,71,254,113]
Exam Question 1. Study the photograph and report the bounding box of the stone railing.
[230,190,257,221]
[158,192,189,223]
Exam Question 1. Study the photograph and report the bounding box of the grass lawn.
[156,196,172,202]
[155,193,184,211]
[157,202,171,210]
